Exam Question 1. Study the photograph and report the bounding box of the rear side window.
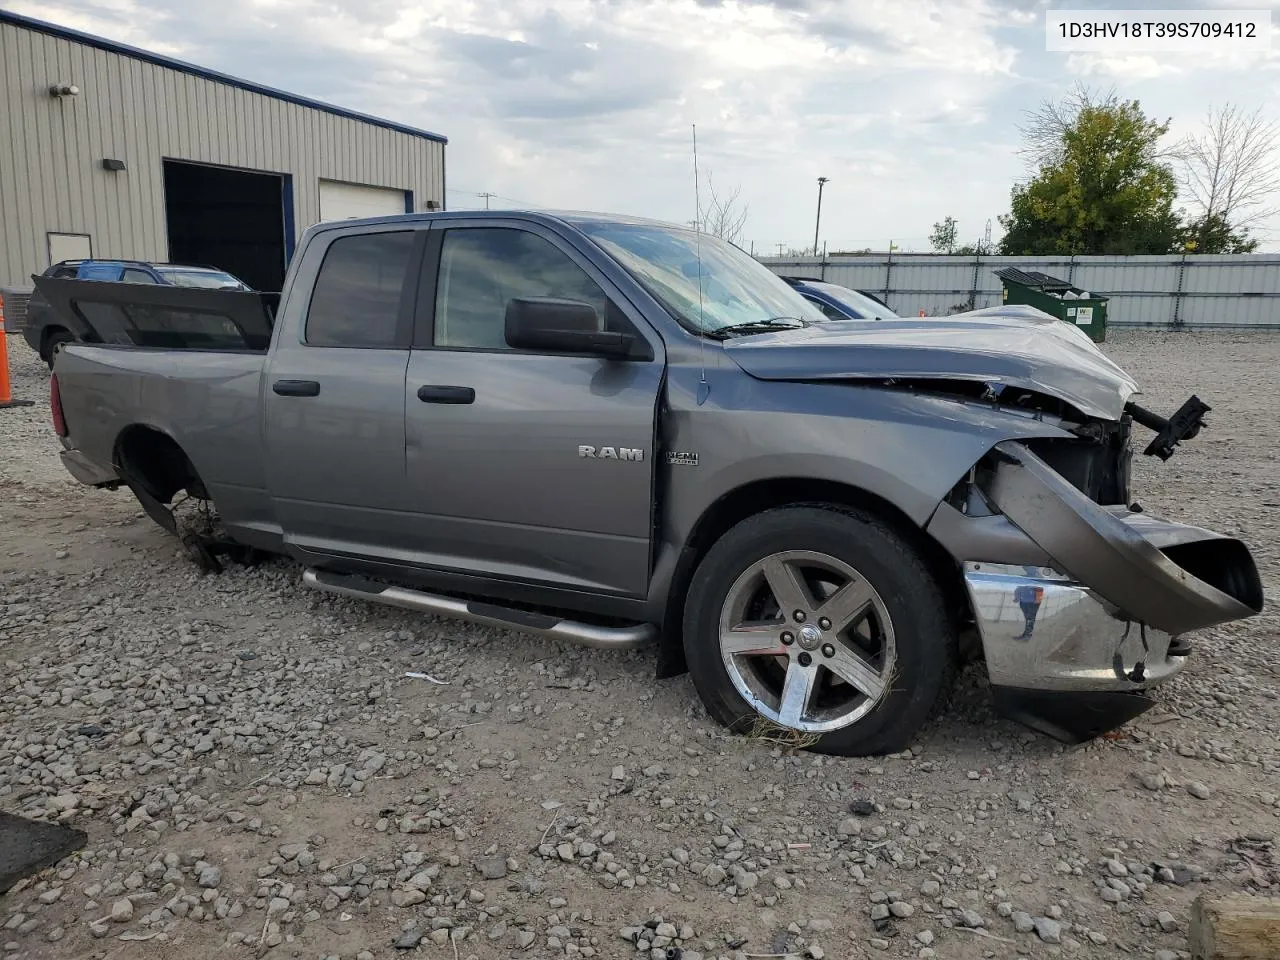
[305,231,414,347]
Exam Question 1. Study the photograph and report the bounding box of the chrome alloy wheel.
[718,549,896,734]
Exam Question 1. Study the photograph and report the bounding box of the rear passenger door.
[264,225,426,560]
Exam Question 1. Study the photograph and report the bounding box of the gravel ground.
[1,330,1278,960]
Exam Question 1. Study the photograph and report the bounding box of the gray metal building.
[0,10,446,293]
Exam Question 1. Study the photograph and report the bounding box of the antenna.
[692,123,707,389]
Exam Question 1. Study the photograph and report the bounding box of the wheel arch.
[113,424,209,504]
[654,477,970,678]
[39,324,73,363]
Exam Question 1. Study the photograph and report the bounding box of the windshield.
[811,281,900,319]
[577,221,827,334]
[156,267,248,290]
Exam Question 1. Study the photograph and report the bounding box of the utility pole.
[813,177,828,257]
[776,242,785,257]
[478,192,496,210]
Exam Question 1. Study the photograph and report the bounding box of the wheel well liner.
[656,478,969,677]
[113,426,207,504]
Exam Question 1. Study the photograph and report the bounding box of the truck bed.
[54,344,269,498]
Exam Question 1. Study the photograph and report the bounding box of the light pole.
[813,177,828,257]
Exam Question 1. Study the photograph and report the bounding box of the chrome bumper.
[59,448,118,487]
[929,440,1263,741]
[963,562,1184,692]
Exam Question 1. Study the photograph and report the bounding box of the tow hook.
[1125,395,1211,461]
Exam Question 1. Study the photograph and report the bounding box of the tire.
[682,504,957,756]
[43,329,74,369]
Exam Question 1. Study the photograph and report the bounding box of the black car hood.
[722,304,1139,420]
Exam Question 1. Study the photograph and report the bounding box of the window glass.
[155,267,248,290]
[803,295,850,321]
[305,231,414,347]
[808,281,900,319]
[79,263,124,282]
[122,269,159,284]
[434,229,608,350]
[576,221,827,333]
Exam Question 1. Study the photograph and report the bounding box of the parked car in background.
[780,276,900,320]
[23,260,250,366]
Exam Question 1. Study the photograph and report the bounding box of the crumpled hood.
[722,304,1140,420]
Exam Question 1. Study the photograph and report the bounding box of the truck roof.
[302,209,692,239]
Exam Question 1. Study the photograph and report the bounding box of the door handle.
[417,385,475,404]
[273,379,320,397]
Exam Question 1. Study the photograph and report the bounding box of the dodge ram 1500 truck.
[37,210,1264,755]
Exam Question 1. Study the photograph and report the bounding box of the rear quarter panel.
[56,345,269,526]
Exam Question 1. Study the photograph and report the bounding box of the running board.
[301,569,655,650]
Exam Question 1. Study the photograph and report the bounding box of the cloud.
[11,0,1280,249]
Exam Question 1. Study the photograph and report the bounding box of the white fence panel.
[761,254,1280,329]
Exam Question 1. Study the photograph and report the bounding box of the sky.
[10,0,1280,253]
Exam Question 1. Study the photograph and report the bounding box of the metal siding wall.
[0,21,444,287]
[764,254,1280,329]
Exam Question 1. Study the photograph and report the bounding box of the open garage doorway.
[163,160,290,293]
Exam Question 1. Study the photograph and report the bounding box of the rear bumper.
[929,440,1263,741]
[59,448,117,487]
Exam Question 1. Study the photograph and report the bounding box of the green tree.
[999,93,1182,255]
[930,216,958,253]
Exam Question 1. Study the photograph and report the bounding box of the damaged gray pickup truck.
[38,211,1263,755]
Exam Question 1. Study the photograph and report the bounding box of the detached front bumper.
[929,440,1264,742]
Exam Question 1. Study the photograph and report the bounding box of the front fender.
[662,369,1077,536]
[646,367,1077,620]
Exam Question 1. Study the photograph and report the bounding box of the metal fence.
[759,254,1280,329]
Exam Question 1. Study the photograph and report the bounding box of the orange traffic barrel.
[0,298,36,408]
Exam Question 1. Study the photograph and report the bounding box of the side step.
[301,569,655,650]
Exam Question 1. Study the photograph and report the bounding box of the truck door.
[402,220,664,599]
[264,225,425,560]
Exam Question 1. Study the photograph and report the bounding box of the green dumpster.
[994,267,1110,343]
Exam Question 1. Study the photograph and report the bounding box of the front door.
[402,220,664,598]
[264,226,423,559]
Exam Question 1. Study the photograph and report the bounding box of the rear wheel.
[43,329,74,369]
[682,505,956,756]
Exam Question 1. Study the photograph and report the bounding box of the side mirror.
[504,297,637,359]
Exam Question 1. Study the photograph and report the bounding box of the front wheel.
[682,505,957,756]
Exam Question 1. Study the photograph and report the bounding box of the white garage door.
[318,180,408,222]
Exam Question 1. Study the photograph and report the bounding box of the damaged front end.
[927,413,1263,743]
